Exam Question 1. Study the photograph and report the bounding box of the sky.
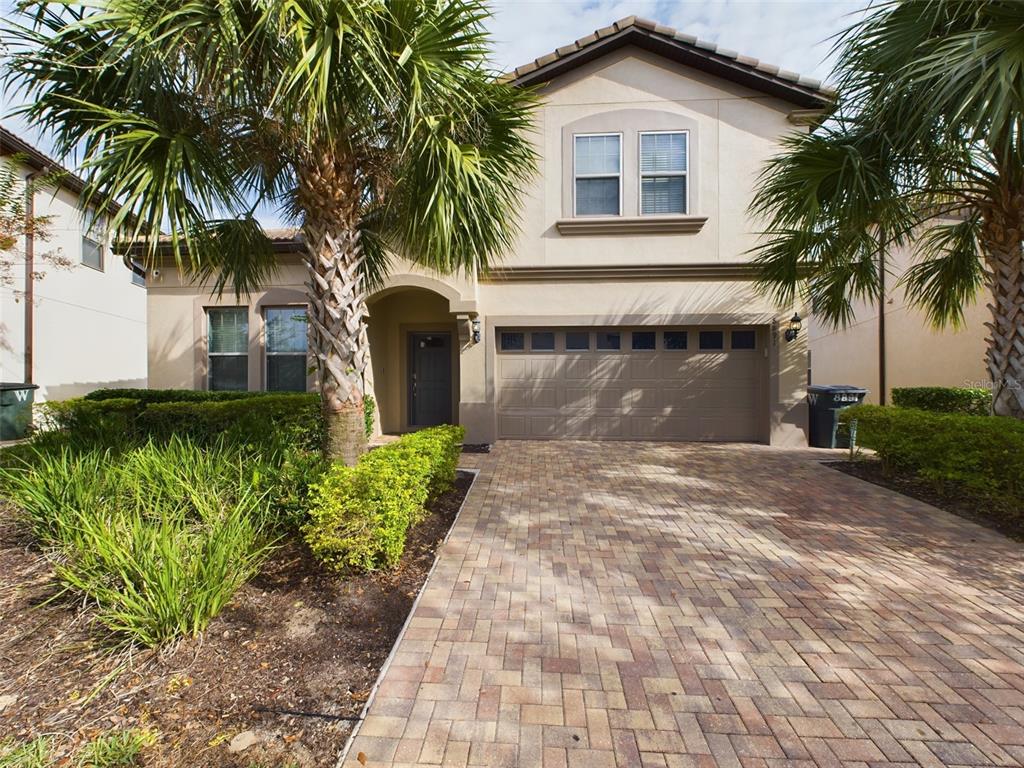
[1,0,866,213]
[486,0,864,81]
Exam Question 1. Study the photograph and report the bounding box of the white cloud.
[486,0,866,84]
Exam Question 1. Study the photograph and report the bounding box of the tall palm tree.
[750,0,1024,418]
[4,0,536,462]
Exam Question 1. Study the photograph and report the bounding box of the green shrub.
[83,388,278,405]
[841,405,1024,517]
[891,386,992,416]
[0,438,278,647]
[137,394,320,451]
[363,394,376,438]
[37,397,140,442]
[304,425,465,572]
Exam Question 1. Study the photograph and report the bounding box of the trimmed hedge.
[40,391,321,450]
[139,394,320,450]
[840,405,1024,518]
[84,388,282,405]
[891,386,992,416]
[304,425,465,572]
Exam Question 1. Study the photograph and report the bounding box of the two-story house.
[146,17,835,446]
[0,125,147,400]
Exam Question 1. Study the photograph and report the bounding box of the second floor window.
[265,307,308,391]
[574,133,621,216]
[640,131,688,215]
[208,307,248,391]
[82,210,105,270]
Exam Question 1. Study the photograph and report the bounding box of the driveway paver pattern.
[342,441,1024,767]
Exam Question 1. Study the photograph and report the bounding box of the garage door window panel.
[530,332,555,352]
[500,331,525,351]
[664,331,688,350]
[699,331,724,351]
[566,332,590,351]
[596,331,621,351]
[631,331,656,350]
[731,330,756,350]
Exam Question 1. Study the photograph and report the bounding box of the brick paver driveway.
[343,442,1024,767]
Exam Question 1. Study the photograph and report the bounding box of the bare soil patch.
[827,458,1023,542]
[0,471,474,767]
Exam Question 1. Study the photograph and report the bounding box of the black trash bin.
[0,383,40,441]
[807,385,868,448]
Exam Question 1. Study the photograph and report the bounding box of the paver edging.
[334,467,480,768]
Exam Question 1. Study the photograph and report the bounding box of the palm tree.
[750,0,1024,418]
[4,0,536,462]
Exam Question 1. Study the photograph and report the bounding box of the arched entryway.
[366,277,475,436]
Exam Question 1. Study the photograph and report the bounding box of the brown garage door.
[496,327,764,441]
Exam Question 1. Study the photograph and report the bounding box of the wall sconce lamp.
[471,318,481,344]
[784,313,802,342]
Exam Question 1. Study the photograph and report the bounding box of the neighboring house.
[808,243,989,404]
[147,17,838,446]
[0,125,147,400]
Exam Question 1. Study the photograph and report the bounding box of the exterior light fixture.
[471,318,481,344]
[784,313,802,342]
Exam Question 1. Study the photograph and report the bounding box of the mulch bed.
[0,471,474,767]
[827,459,1024,542]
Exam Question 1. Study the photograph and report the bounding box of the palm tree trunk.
[981,200,1024,419]
[299,155,370,464]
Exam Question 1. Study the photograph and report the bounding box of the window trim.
[81,209,106,271]
[264,306,309,392]
[638,130,689,216]
[573,132,623,217]
[207,306,249,391]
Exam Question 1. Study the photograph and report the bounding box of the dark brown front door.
[408,332,452,427]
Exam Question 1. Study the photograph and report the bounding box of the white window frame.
[81,209,106,271]
[264,306,308,391]
[207,307,249,391]
[638,130,689,216]
[573,132,623,217]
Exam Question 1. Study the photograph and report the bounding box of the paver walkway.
[342,442,1024,767]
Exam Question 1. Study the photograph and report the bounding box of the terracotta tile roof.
[505,16,834,108]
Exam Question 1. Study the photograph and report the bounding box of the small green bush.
[841,405,1024,518]
[891,386,992,416]
[304,425,464,572]
[0,438,278,647]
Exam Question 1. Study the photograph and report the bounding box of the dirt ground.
[0,471,474,767]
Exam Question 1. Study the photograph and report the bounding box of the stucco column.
[456,313,493,443]
[769,311,809,446]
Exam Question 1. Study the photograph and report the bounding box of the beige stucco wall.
[808,245,989,403]
[0,163,147,400]
[146,48,813,445]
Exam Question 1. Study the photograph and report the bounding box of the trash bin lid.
[807,384,869,394]
[0,382,40,391]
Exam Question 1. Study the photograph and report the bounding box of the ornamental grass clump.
[0,437,277,647]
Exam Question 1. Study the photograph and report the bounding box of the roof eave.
[508,26,833,111]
